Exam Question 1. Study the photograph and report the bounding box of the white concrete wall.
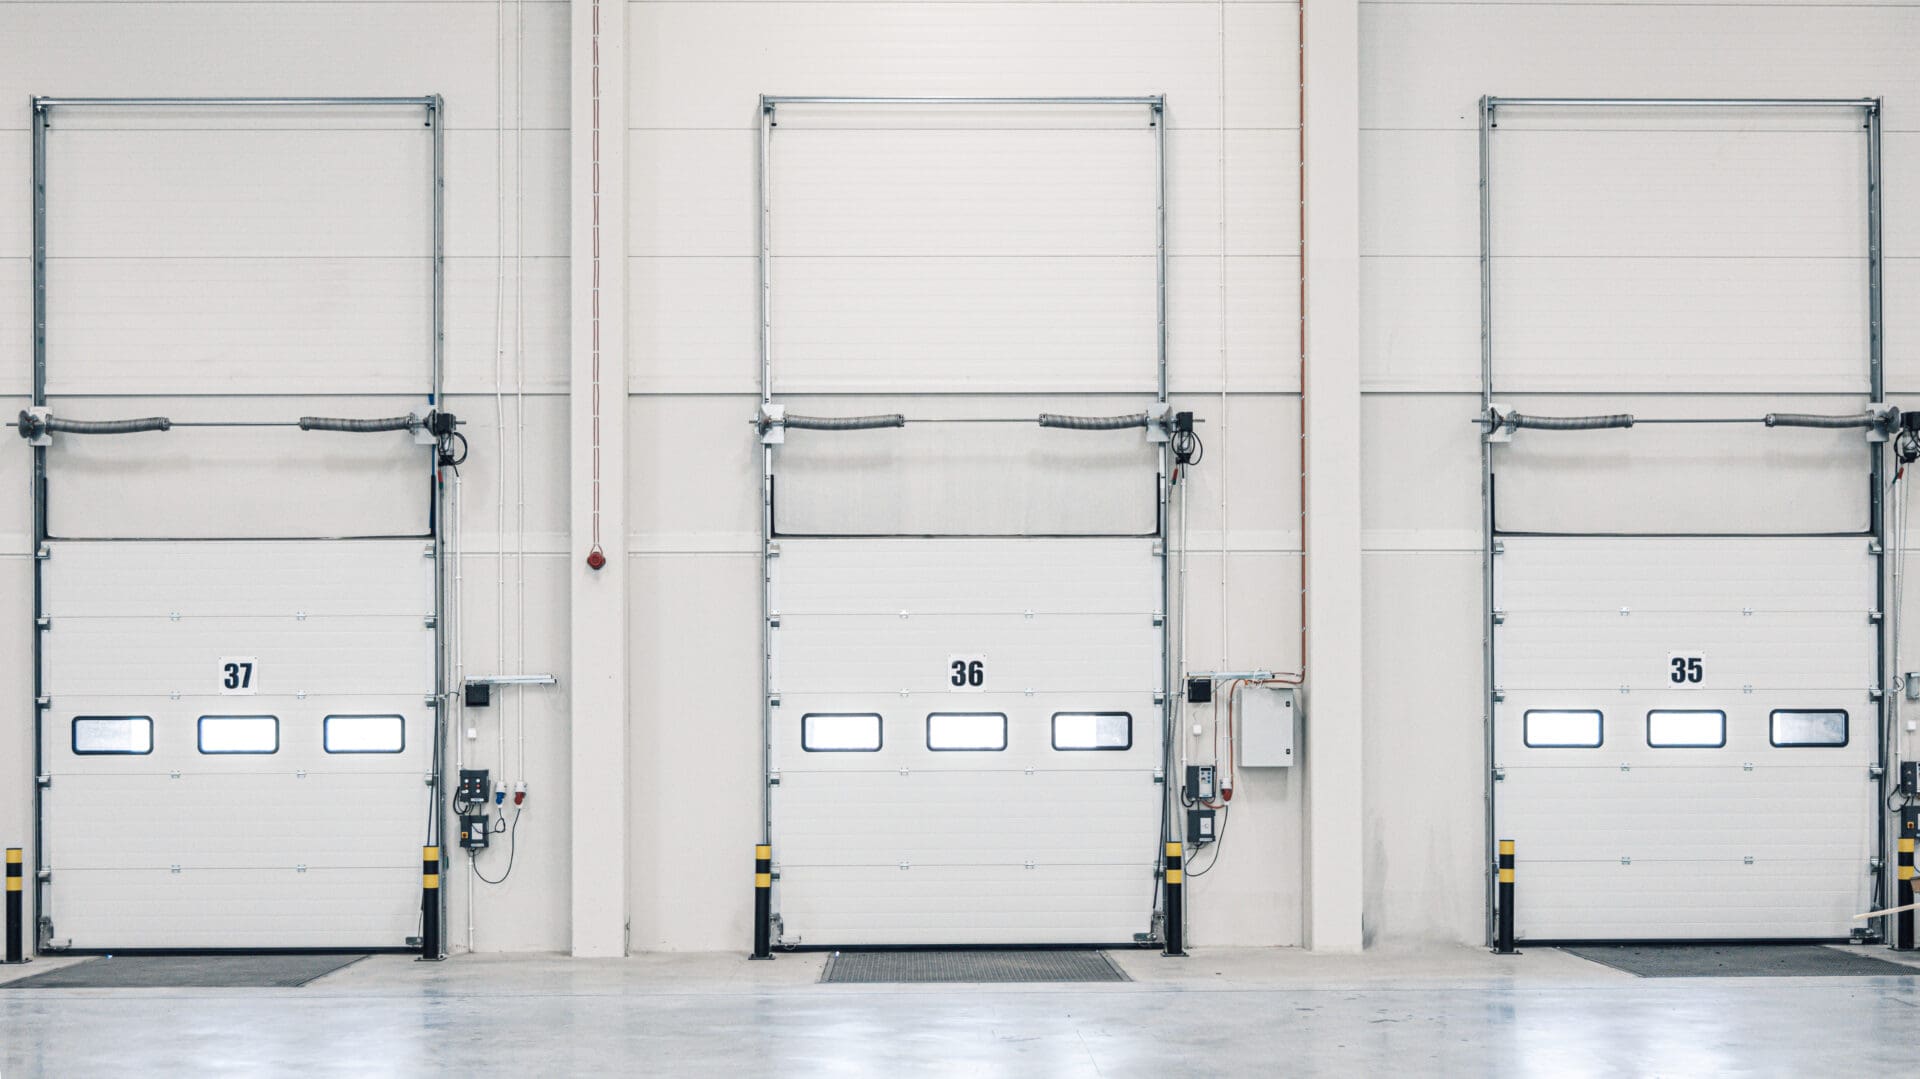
[0,1,573,954]
[1,0,1914,955]
[625,3,1306,949]
[1359,2,1917,946]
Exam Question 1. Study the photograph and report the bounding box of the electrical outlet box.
[464,681,491,708]
[1187,808,1217,847]
[456,769,491,810]
[1184,764,1217,801]
[1902,761,1919,799]
[1186,677,1212,704]
[459,813,491,851]
[1239,685,1297,767]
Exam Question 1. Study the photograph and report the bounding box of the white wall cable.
[514,0,530,791]
[1216,0,1230,674]
[492,0,511,803]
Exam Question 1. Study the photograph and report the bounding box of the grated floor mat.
[1562,944,1917,979]
[3,954,368,989]
[820,949,1130,984]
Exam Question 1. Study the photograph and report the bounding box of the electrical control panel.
[456,769,491,810]
[1238,685,1297,767]
[460,813,491,851]
[1187,808,1217,847]
[1184,764,1217,802]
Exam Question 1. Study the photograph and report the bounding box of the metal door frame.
[1478,96,1886,946]
[28,95,447,954]
[754,94,1176,944]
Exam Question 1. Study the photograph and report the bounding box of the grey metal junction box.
[1239,685,1297,767]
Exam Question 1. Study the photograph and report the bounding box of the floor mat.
[1562,944,1917,978]
[821,950,1130,984]
[2,954,368,989]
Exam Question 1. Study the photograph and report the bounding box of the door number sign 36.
[1668,652,1705,685]
[948,654,986,691]
[220,656,258,695]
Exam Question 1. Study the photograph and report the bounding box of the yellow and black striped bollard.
[5,848,21,964]
[421,845,441,961]
[1496,839,1516,954]
[1163,841,1186,957]
[751,844,773,960]
[1899,810,1916,950]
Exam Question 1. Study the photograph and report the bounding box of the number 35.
[1669,656,1703,684]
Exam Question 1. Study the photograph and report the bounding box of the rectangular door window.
[927,712,1008,751]
[324,714,405,754]
[1770,709,1848,748]
[72,716,153,755]
[1052,711,1132,750]
[198,715,279,754]
[1647,710,1726,748]
[1523,709,1603,748]
[802,713,883,752]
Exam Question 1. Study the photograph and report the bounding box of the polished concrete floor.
[2,944,1917,1076]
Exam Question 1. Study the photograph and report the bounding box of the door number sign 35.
[220,656,258,695]
[1668,652,1705,685]
[948,654,986,691]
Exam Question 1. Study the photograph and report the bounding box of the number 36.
[949,660,984,688]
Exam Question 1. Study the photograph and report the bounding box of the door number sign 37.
[1667,652,1705,686]
[220,656,258,695]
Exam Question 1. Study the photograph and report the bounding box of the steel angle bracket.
[1145,404,1174,444]
[1484,402,1514,444]
[1867,402,1898,444]
[757,403,786,445]
[19,407,51,447]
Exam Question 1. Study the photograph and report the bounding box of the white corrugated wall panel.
[769,538,1161,945]
[41,540,435,950]
[1492,536,1877,941]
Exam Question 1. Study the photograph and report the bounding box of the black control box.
[1187,808,1217,847]
[459,813,491,851]
[456,769,491,811]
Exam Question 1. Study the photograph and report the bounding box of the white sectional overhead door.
[40,540,434,950]
[1493,537,1877,941]
[769,537,1163,946]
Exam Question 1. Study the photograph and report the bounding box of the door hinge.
[1492,766,1505,781]
[768,771,781,786]
[35,616,48,630]
[36,773,50,787]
